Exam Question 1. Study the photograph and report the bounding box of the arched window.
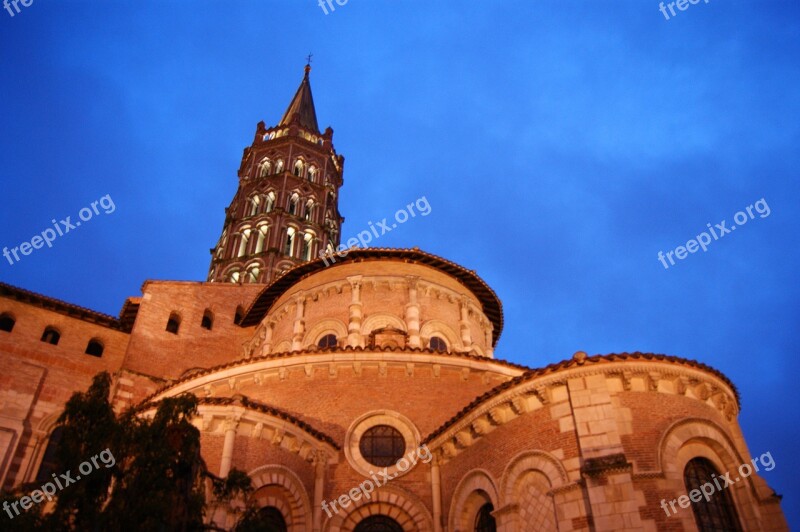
[287,194,299,216]
[245,265,261,283]
[166,312,181,334]
[307,166,317,182]
[293,160,304,177]
[201,309,214,330]
[216,228,228,259]
[237,229,251,258]
[0,313,15,332]
[265,191,276,213]
[318,334,337,348]
[354,515,403,532]
[228,270,241,284]
[259,159,271,178]
[285,227,296,257]
[35,426,63,483]
[304,200,314,222]
[301,232,314,261]
[429,336,448,352]
[234,306,244,325]
[41,327,60,345]
[359,425,406,467]
[257,507,287,531]
[85,339,104,357]
[248,196,260,217]
[475,503,497,532]
[275,159,284,174]
[684,457,742,531]
[254,224,269,254]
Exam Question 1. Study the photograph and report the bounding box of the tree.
[1,372,271,531]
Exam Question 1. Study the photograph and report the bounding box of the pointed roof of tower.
[278,64,320,133]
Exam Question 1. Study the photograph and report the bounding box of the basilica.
[0,66,788,531]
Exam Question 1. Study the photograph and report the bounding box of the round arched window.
[429,336,447,352]
[256,506,287,531]
[354,515,404,532]
[684,458,741,531]
[359,425,406,467]
[318,334,338,348]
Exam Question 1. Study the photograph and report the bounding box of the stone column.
[346,276,363,347]
[312,451,327,531]
[261,321,274,356]
[458,296,473,351]
[484,324,494,358]
[405,276,421,348]
[219,415,241,477]
[431,453,442,532]
[291,293,306,351]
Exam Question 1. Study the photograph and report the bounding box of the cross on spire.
[306,53,313,67]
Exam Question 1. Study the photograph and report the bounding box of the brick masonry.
[0,254,789,530]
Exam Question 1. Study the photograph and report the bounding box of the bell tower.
[208,64,345,284]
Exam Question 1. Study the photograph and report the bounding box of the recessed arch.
[420,320,461,351]
[273,340,292,353]
[500,449,568,500]
[303,319,348,349]
[247,465,312,532]
[500,451,566,531]
[659,418,761,529]
[360,314,406,337]
[325,485,432,532]
[448,469,500,532]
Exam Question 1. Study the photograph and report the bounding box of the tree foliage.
[1,372,271,531]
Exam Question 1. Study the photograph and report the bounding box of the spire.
[279,62,320,133]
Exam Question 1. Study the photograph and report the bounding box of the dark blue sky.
[2,0,798,525]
